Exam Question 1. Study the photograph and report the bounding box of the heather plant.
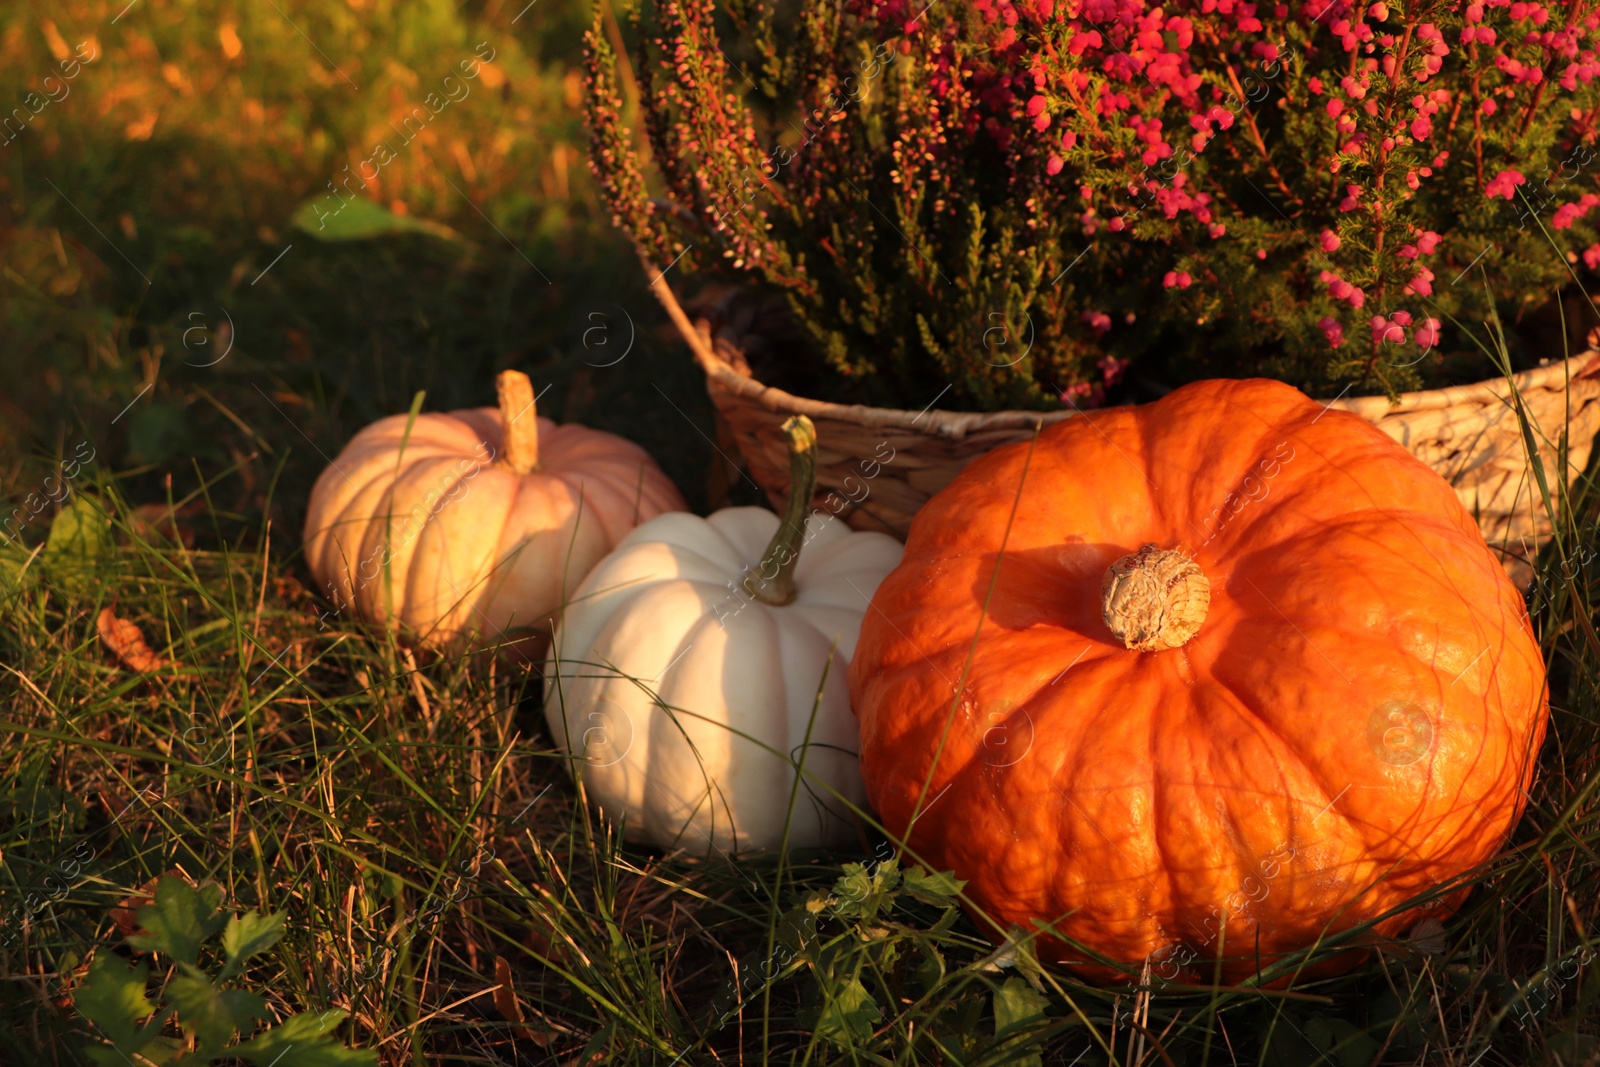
[587,0,1600,411]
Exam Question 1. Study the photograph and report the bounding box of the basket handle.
[639,249,722,376]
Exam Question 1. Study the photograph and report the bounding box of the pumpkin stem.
[1101,544,1210,652]
[497,370,539,474]
[742,415,818,607]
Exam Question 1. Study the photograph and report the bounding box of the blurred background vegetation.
[0,0,733,534]
[5,2,1599,1064]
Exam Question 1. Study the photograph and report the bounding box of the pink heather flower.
[1327,98,1345,118]
[1320,229,1341,252]
[1060,381,1105,407]
[1256,248,1268,259]
[1163,270,1193,289]
[1033,110,1052,131]
[1406,170,1421,190]
[1328,278,1354,300]
[1404,268,1436,296]
[1414,318,1442,348]
[1026,95,1048,116]
[1484,169,1527,199]
[1099,355,1129,386]
[1309,77,1324,94]
[1209,223,1226,238]
[1081,310,1112,334]
[1482,97,1498,115]
[1319,316,1345,347]
[1584,243,1600,270]
[1416,230,1442,254]
[1389,310,1413,326]
[1399,243,1420,259]
[1372,315,1407,345]
[1061,131,1077,150]
[1554,195,1600,229]
[1368,2,1389,19]
[1410,116,1432,139]
[1047,154,1065,175]
[1347,287,1367,308]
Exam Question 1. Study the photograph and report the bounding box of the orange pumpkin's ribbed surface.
[850,378,1549,984]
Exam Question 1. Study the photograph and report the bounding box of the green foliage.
[74,876,372,1066]
[290,197,469,246]
[589,0,1600,410]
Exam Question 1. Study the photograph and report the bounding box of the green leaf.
[43,496,112,594]
[167,974,251,1051]
[87,1037,182,1067]
[74,955,158,1047]
[811,977,880,1050]
[128,399,196,467]
[291,196,467,245]
[992,977,1050,1067]
[221,910,286,976]
[1303,1013,1382,1067]
[128,877,228,964]
[0,542,37,595]
[902,866,966,906]
[829,858,901,922]
[234,1009,378,1066]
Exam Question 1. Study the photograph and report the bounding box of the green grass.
[3,0,1600,1064]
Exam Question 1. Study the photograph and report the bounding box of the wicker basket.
[646,269,1600,587]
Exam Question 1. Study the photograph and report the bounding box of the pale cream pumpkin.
[544,416,903,852]
[303,371,685,650]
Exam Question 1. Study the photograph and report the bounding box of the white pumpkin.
[303,371,685,650]
[544,416,903,852]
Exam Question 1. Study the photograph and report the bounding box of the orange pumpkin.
[850,378,1548,984]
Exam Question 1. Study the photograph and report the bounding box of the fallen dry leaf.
[492,956,550,1045]
[130,502,201,549]
[97,607,178,675]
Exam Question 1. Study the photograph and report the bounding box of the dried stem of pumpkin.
[497,370,540,474]
[1101,544,1210,652]
[742,415,818,607]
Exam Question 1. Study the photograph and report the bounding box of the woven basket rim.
[644,260,1600,436]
